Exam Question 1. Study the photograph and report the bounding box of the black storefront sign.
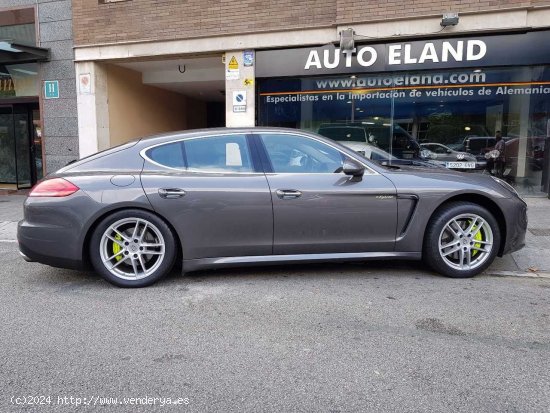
[256,30,550,77]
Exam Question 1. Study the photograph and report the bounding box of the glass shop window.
[258,66,550,195]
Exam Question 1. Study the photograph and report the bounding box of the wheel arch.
[81,206,183,268]
[424,193,506,256]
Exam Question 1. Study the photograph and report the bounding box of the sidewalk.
[487,197,550,276]
[0,195,24,242]
[0,194,548,274]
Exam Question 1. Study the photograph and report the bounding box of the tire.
[89,209,177,287]
[423,202,501,278]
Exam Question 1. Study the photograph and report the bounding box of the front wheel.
[423,202,501,278]
[89,209,177,287]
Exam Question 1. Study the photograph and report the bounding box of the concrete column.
[225,50,255,127]
[75,61,110,158]
[508,67,531,179]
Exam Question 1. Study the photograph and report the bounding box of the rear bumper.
[19,250,33,262]
[18,220,86,270]
[16,192,98,270]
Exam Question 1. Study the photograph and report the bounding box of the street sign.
[226,55,240,80]
[243,50,254,67]
[228,56,239,70]
[44,80,59,99]
[232,90,247,113]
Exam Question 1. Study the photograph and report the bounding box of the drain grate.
[528,228,550,236]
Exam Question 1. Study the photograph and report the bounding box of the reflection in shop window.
[259,66,550,195]
[0,63,39,98]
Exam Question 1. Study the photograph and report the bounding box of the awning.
[0,41,49,64]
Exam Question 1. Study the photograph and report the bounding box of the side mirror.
[446,149,452,154]
[343,159,365,177]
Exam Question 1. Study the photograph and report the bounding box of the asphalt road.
[1,241,549,412]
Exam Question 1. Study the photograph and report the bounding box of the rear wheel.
[423,202,500,278]
[90,209,177,287]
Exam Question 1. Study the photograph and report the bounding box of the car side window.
[432,145,446,154]
[260,134,344,174]
[184,134,253,172]
[146,135,253,172]
[147,141,186,168]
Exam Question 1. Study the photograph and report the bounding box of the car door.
[430,144,451,161]
[254,132,398,255]
[140,133,273,260]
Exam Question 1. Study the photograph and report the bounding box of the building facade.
[0,0,77,190]
[71,0,550,195]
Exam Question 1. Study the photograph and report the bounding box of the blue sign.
[44,80,59,99]
[243,50,254,67]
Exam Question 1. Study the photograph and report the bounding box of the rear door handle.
[158,188,186,199]
[276,189,302,200]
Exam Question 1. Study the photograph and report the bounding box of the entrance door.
[0,103,39,189]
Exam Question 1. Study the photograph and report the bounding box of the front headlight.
[491,176,520,198]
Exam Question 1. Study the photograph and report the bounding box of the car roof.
[132,127,371,160]
[135,127,314,145]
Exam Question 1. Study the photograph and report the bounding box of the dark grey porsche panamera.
[18,128,527,287]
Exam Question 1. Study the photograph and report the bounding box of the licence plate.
[446,162,476,169]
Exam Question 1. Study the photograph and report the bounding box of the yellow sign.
[228,56,239,70]
[244,78,254,86]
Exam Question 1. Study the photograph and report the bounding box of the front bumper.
[500,196,527,255]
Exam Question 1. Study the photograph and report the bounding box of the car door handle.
[276,189,302,200]
[158,188,186,199]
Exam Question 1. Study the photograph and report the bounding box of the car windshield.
[318,121,431,167]
[368,146,399,161]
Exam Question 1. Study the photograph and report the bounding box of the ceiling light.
[0,41,21,53]
[12,68,37,75]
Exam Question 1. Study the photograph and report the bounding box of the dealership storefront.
[0,8,45,190]
[256,30,550,196]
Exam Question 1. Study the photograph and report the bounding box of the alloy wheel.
[99,218,166,280]
[438,213,493,271]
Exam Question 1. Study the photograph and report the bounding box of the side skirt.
[182,252,422,273]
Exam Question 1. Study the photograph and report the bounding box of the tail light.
[29,178,80,197]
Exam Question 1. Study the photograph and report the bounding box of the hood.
[384,165,513,198]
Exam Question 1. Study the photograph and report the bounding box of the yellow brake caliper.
[470,221,483,257]
[113,234,123,261]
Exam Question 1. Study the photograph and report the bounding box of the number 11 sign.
[44,80,59,99]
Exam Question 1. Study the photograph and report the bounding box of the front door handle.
[276,189,302,200]
[158,188,186,199]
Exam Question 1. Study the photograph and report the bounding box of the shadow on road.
[16,258,437,290]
